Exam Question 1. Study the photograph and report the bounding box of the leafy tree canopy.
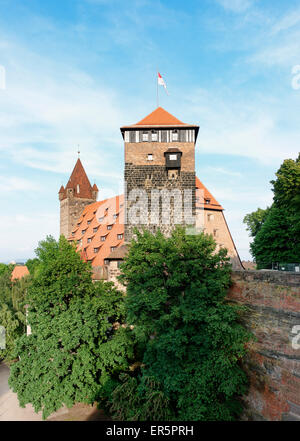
[9,235,134,419]
[245,155,300,267]
[107,227,252,421]
[243,207,271,238]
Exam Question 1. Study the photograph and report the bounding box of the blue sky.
[0,0,299,262]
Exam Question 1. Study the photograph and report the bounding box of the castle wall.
[60,196,96,238]
[201,209,242,270]
[228,270,300,421]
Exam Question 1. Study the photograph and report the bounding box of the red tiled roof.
[196,177,223,210]
[70,177,222,267]
[121,107,199,129]
[59,159,96,200]
[11,265,29,281]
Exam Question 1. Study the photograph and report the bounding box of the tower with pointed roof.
[58,158,98,238]
[121,107,199,241]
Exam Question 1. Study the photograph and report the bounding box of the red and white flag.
[157,72,169,95]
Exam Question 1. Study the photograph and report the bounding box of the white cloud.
[271,8,300,34]
[0,177,41,193]
[216,0,253,13]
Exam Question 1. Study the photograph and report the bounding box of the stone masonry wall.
[229,270,300,421]
[124,163,195,241]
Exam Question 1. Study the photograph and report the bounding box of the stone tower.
[121,107,199,242]
[59,158,98,238]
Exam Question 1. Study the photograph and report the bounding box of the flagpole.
[156,71,159,108]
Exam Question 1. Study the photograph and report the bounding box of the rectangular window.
[169,154,177,160]
[111,246,116,252]
[147,154,153,161]
[104,259,109,265]
[98,216,104,222]
[87,220,91,225]
[142,131,149,142]
[113,214,118,219]
[151,130,158,141]
[172,130,178,141]
[117,234,123,240]
[71,232,75,237]
[107,225,112,230]
[93,227,98,233]
[81,229,86,235]
[205,198,211,205]
[87,238,92,243]
[94,247,99,253]
[101,236,106,241]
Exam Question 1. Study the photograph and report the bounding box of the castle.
[59,107,242,283]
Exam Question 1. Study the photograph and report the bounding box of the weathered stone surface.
[229,270,300,421]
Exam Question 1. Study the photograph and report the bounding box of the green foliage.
[108,227,252,421]
[26,258,40,277]
[247,155,300,267]
[243,207,271,238]
[0,263,14,306]
[0,303,25,362]
[8,235,134,419]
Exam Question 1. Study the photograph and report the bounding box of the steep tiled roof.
[121,107,199,129]
[11,265,29,281]
[196,177,223,211]
[60,159,95,200]
[70,177,222,267]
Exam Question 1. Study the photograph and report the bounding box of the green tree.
[247,155,300,267]
[107,227,252,421]
[9,236,134,419]
[243,207,271,237]
[26,258,40,277]
[0,303,24,362]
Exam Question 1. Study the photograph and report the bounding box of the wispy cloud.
[215,0,254,13]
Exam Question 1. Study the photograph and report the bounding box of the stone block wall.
[228,270,300,421]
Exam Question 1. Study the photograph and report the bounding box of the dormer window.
[94,247,99,253]
[71,232,75,237]
[142,131,148,142]
[101,236,106,242]
[147,154,153,161]
[107,225,113,230]
[111,246,116,252]
[93,227,98,233]
[172,130,179,141]
[81,229,86,235]
[113,214,118,220]
[205,198,211,205]
[117,233,123,240]
[151,130,158,141]
[87,220,91,225]
[87,237,92,243]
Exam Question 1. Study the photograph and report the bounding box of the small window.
[111,246,116,252]
[129,131,136,142]
[113,214,118,220]
[87,238,92,243]
[205,198,211,205]
[101,236,106,242]
[107,225,113,230]
[87,220,91,225]
[98,216,104,222]
[71,232,75,237]
[94,247,99,253]
[151,130,158,141]
[169,154,177,160]
[172,130,178,141]
[142,131,148,142]
[147,154,153,161]
[117,234,123,240]
[81,229,86,235]
[104,259,109,265]
[93,227,98,233]
[77,184,80,193]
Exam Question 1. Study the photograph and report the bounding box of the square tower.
[121,107,199,241]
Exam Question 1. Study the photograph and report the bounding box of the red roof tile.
[11,265,29,281]
[121,107,199,129]
[60,159,96,200]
